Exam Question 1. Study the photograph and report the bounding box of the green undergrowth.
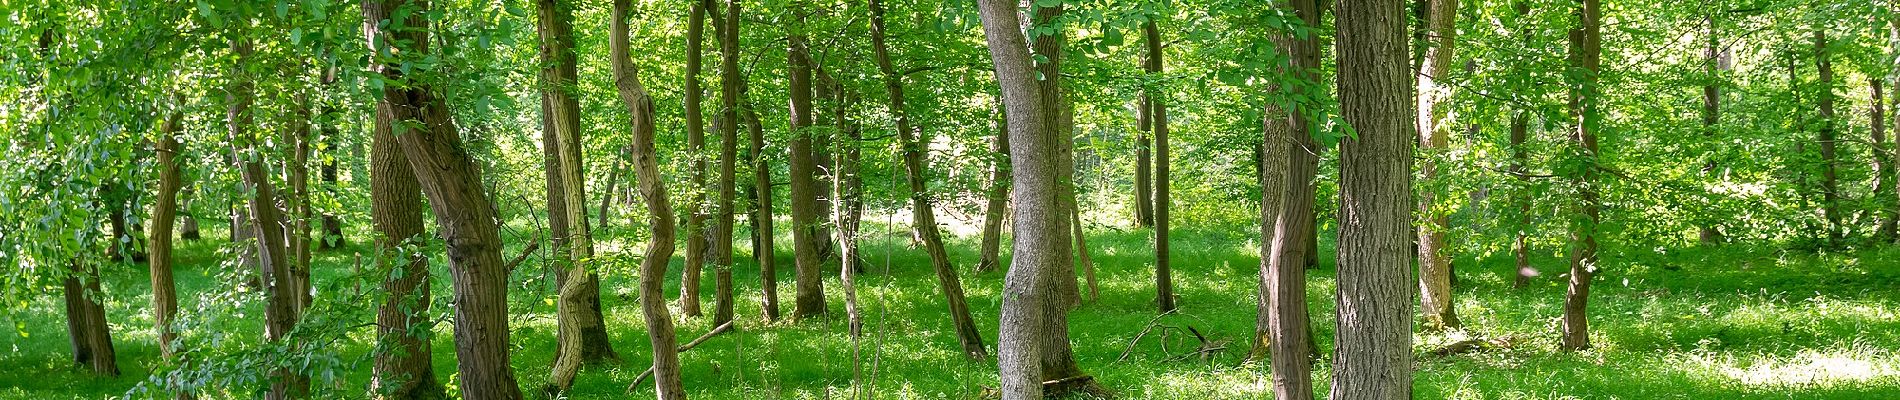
[5,220,1900,399]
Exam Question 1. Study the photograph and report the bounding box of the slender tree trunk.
[1414,0,1460,331]
[978,104,1012,274]
[1559,0,1602,352]
[1255,1,1321,398]
[537,1,617,381]
[786,10,828,319]
[1813,27,1840,246]
[369,103,446,400]
[362,2,525,398]
[680,0,710,318]
[743,83,780,322]
[1509,110,1535,288]
[611,1,687,395]
[1877,78,1898,240]
[1134,93,1153,227]
[148,110,185,361]
[870,0,988,357]
[287,94,314,314]
[1332,0,1417,397]
[229,40,308,399]
[711,0,743,327]
[1890,10,1900,245]
[1071,209,1097,303]
[596,148,626,229]
[1699,14,1728,244]
[1144,20,1176,314]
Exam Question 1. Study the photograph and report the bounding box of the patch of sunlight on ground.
[1720,349,1900,388]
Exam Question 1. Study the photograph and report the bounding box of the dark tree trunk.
[1559,0,1602,353]
[978,103,1012,274]
[711,0,742,327]
[1876,77,1898,240]
[362,2,525,398]
[611,0,687,395]
[62,261,118,377]
[1699,14,1728,244]
[1145,19,1175,314]
[369,102,446,400]
[743,83,780,322]
[870,0,988,357]
[786,11,828,319]
[1509,111,1535,289]
[1813,27,1840,245]
[148,110,185,361]
[680,0,710,318]
[1255,1,1321,398]
[1414,0,1460,331]
[229,40,308,399]
[1029,4,1087,389]
[1332,0,1417,397]
[1134,91,1153,227]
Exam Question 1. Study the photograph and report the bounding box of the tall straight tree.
[743,78,780,321]
[1332,0,1417,397]
[680,0,710,318]
[368,103,445,399]
[228,40,307,399]
[869,0,989,358]
[1134,80,1153,227]
[977,104,1012,274]
[829,76,866,336]
[1509,0,1536,288]
[361,1,524,397]
[536,0,617,372]
[611,0,687,395]
[1559,0,1602,352]
[147,109,185,361]
[1144,18,1175,314]
[710,0,743,326]
[1414,0,1461,330]
[1813,26,1840,245]
[1699,12,1729,244]
[1256,0,1321,397]
[1029,3,1089,387]
[786,4,828,319]
[1875,76,1897,239]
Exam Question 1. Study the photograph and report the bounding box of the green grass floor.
[5,220,1900,399]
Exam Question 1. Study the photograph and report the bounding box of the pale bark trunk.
[976,0,1060,395]
[1414,0,1460,331]
[537,1,617,386]
[148,111,185,361]
[612,0,687,395]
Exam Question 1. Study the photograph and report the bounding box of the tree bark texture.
[369,102,446,400]
[148,110,185,361]
[1559,0,1602,352]
[1144,19,1175,314]
[612,0,688,395]
[1414,0,1460,331]
[786,12,828,319]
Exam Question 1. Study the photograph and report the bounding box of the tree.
[711,0,743,327]
[611,0,687,395]
[1559,0,1602,352]
[536,0,617,373]
[1256,0,1322,398]
[1414,0,1461,330]
[147,108,185,361]
[786,4,829,319]
[978,104,1012,274]
[228,39,308,399]
[1332,0,1417,397]
[1146,18,1176,314]
[1813,26,1840,245]
[680,0,711,318]
[361,1,525,397]
[743,77,781,322]
[1700,12,1730,244]
[870,0,988,358]
[368,102,445,400]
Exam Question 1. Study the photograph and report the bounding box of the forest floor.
[5,219,1900,399]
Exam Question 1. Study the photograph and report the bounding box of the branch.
[503,240,541,273]
[625,321,737,392]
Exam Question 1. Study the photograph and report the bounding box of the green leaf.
[1034,0,1060,8]
[1103,27,1123,47]
[290,28,303,45]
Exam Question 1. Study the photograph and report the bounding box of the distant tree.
[1414,0,1461,330]
[1560,0,1602,352]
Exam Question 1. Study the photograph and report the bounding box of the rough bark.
[1414,0,1460,331]
[977,105,1012,274]
[1559,0,1601,352]
[1028,3,1086,388]
[148,110,185,360]
[680,0,710,318]
[976,0,1059,395]
[362,2,525,398]
[1255,1,1321,398]
[369,103,445,400]
[712,0,742,327]
[1332,0,1417,396]
[62,261,118,377]
[743,82,780,322]
[537,0,618,390]
[870,0,989,357]
[786,10,828,319]
[229,40,308,399]
[611,0,688,395]
[1145,19,1175,314]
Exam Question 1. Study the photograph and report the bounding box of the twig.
[503,241,541,273]
[625,321,737,392]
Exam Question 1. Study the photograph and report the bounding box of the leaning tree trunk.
[1332,0,1417,397]
[1413,0,1461,331]
[680,0,709,318]
[786,10,828,319]
[363,2,525,398]
[976,0,1060,395]
[612,0,687,395]
[62,261,118,377]
[977,104,1012,274]
[710,0,742,326]
[1144,19,1175,314]
[870,0,988,358]
[538,0,618,392]
[229,40,308,399]
[1559,0,1602,352]
[368,102,446,399]
[1255,0,1321,398]
[148,110,185,361]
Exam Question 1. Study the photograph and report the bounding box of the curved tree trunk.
[537,1,617,389]
[1414,0,1460,331]
[611,0,687,395]
[369,103,445,400]
[148,110,185,361]
[228,40,308,399]
[1255,0,1321,397]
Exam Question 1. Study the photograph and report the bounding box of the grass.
[4,216,1900,399]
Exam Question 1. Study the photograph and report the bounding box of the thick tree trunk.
[148,111,185,361]
[229,41,308,399]
[1144,20,1175,314]
[976,0,1060,396]
[62,261,118,377]
[786,12,828,319]
[369,103,446,400]
[870,0,988,357]
[978,103,1012,274]
[680,0,710,318]
[537,1,617,386]
[362,2,525,398]
[1413,0,1460,331]
[1255,1,1321,398]
[1029,4,1087,389]
[611,1,688,395]
[1559,0,1602,352]
[1813,27,1840,245]
[1332,0,1417,397]
[711,0,742,327]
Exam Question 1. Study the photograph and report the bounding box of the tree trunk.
[680,0,710,318]
[786,11,828,319]
[148,110,185,361]
[1509,110,1535,289]
[711,0,743,327]
[1255,1,1321,398]
[61,261,118,376]
[1332,0,1417,397]
[229,40,308,399]
[319,95,344,250]
[1030,4,1087,389]
[1875,78,1896,240]
[362,2,525,398]
[611,1,688,395]
[1559,0,1601,352]
[743,83,780,322]
[1699,14,1728,244]
[287,94,314,314]
[870,0,988,357]
[1413,0,1460,331]
[537,1,617,385]
[1072,208,1097,303]
[1144,20,1175,314]
[978,104,1012,274]
[1813,27,1840,246]
[369,102,446,400]
[1134,93,1153,227]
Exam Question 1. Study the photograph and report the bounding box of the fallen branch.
[625,321,737,392]
[1427,336,1521,358]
